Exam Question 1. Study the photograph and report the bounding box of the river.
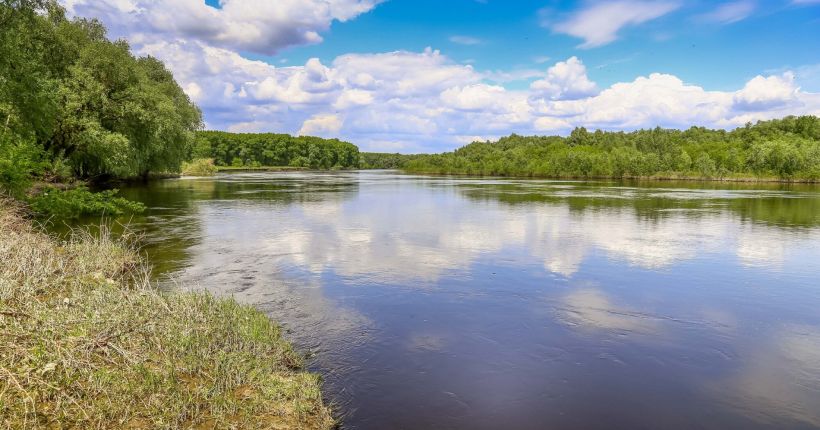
[56,171,820,429]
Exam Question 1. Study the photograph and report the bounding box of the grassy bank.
[0,197,334,429]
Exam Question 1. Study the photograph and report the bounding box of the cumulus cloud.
[441,84,506,111]
[57,0,820,152]
[534,117,572,132]
[551,1,681,49]
[694,1,756,25]
[143,40,820,151]
[64,0,385,56]
[733,72,800,111]
[145,35,820,150]
[529,56,599,100]
[531,73,733,128]
[298,114,344,137]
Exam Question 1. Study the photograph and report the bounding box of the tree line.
[403,116,820,180]
[194,131,360,169]
[359,152,428,169]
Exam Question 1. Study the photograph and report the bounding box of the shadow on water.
[44,171,820,430]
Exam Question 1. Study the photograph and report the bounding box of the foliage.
[0,132,45,193]
[359,152,427,169]
[405,116,820,180]
[0,197,334,429]
[0,0,202,180]
[29,185,145,217]
[195,131,360,169]
[181,157,218,176]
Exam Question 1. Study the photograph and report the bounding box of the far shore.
[398,169,820,184]
[171,166,820,184]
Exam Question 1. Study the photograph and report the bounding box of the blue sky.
[245,0,820,92]
[64,0,820,152]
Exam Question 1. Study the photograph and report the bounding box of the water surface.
[61,171,820,429]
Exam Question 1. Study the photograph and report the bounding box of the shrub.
[181,158,218,176]
[29,186,146,218]
[0,133,44,192]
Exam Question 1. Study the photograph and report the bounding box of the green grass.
[0,197,334,429]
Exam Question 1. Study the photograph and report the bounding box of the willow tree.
[1,1,202,180]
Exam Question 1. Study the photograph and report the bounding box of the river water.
[61,171,820,429]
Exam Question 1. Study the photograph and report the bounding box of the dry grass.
[0,196,335,429]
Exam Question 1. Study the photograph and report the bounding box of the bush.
[0,133,44,192]
[181,158,218,176]
[29,186,146,218]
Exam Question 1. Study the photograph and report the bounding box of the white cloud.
[733,72,800,111]
[530,56,599,100]
[331,47,481,98]
[531,73,734,128]
[298,114,344,137]
[441,84,506,111]
[145,40,820,151]
[185,82,202,99]
[64,0,385,56]
[144,37,820,151]
[53,1,820,152]
[551,1,681,49]
[534,117,572,131]
[533,56,552,64]
[482,68,547,83]
[350,111,438,135]
[694,1,756,25]
[449,36,480,45]
[334,89,375,109]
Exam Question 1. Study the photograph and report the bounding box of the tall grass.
[0,197,334,429]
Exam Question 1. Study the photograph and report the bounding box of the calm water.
[58,171,820,429]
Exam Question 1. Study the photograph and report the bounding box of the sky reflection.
[64,171,820,429]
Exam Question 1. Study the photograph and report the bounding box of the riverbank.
[217,166,313,173]
[216,166,359,173]
[0,197,334,429]
[400,169,820,183]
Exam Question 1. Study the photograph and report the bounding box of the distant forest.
[194,131,360,169]
[401,116,820,180]
[359,152,428,169]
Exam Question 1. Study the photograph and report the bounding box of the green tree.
[1,1,202,181]
[404,116,820,181]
